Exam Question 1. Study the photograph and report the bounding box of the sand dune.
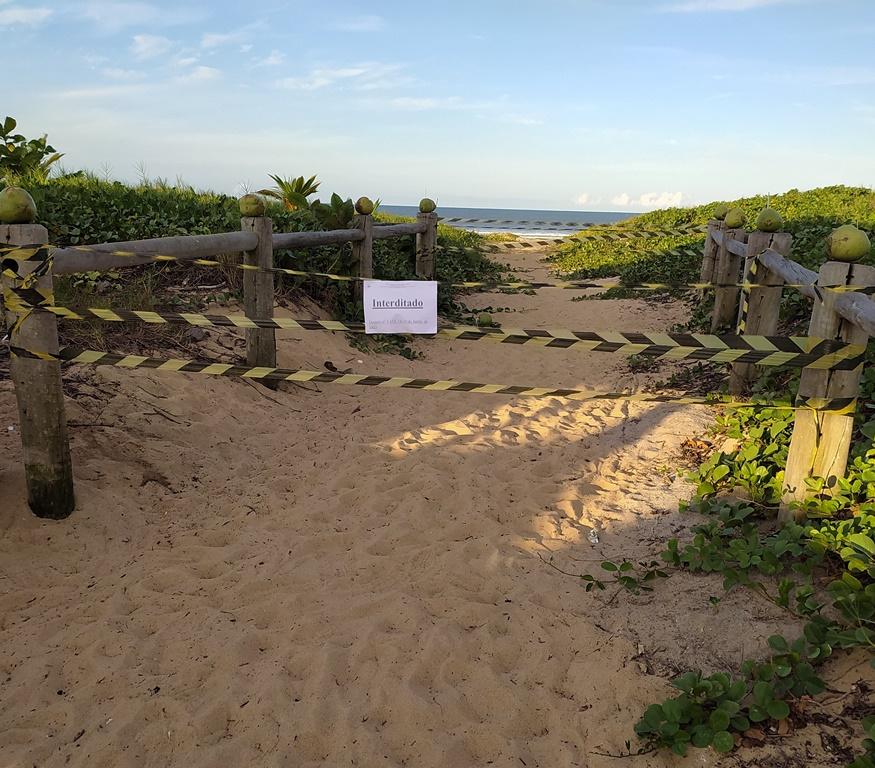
[1,247,867,766]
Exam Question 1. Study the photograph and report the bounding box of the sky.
[2,0,874,211]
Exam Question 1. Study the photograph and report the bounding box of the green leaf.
[712,465,730,482]
[711,731,735,753]
[748,704,768,723]
[766,700,790,720]
[662,697,684,723]
[767,635,789,652]
[709,710,730,731]
[691,726,713,748]
[600,561,618,572]
[727,680,747,700]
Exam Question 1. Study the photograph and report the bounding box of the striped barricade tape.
[4,244,873,296]
[439,218,707,235]
[737,258,757,334]
[3,293,866,371]
[4,345,858,413]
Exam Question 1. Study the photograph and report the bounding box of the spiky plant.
[258,173,320,211]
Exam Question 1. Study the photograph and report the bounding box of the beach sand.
[1,244,870,766]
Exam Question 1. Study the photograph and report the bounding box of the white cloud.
[130,34,172,60]
[0,5,52,25]
[80,1,203,31]
[200,24,262,49]
[102,67,145,80]
[277,63,404,91]
[638,191,683,208]
[332,15,386,32]
[239,43,253,53]
[575,193,591,206]
[56,83,151,100]
[611,192,683,209]
[255,50,285,67]
[500,114,543,126]
[661,0,796,11]
[81,1,159,31]
[175,65,220,84]
[388,96,452,110]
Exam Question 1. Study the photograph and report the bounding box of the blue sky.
[2,0,874,210]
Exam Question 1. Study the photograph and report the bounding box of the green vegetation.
[0,116,63,180]
[257,173,320,211]
[550,186,875,288]
[0,117,502,330]
[582,186,875,765]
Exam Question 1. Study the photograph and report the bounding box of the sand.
[1,245,871,766]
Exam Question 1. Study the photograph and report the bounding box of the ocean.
[381,206,634,237]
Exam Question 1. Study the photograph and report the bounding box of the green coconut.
[827,224,871,263]
[713,203,731,221]
[755,207,783,233]
[419,198,437,214]
[724,207,746,229]
[477,312,494,327]
[0,186,37,224]
[239,194,265,217]
[355,196,375,215]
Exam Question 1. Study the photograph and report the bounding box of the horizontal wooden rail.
[756,248,818,300]
[373,222,427,239]
[53,232,258,275]
[835,291,875,337]
[272,229,364,249]
[727,238,747,258]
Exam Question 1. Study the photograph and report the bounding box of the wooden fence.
[4,207,875,524]
[1,206,439,519]
[700,219,875,521]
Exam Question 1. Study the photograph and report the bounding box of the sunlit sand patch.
[378,396,642,455]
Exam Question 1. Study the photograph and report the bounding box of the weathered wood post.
[728,231,792,393]
[415,199,438,279]
[780,258,875,521]
[711,227,747,332]
[699,219,721,296]
[1,213,75,518]
[351,197,375,307]
[240,206,276,369]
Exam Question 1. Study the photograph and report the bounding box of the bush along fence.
[698,209,875,522]
[0,195,438,519]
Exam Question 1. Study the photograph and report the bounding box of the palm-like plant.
[0,116,64,181]
[258,173,320,211]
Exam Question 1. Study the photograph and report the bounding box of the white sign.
[363,280,438,335]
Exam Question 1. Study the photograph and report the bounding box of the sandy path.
[0,246,860,766]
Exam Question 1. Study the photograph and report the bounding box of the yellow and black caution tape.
[0,242,766,293]
[440,218,706,237]
[4,291,866,371]
[4,243,871,296]
[737,258,757,334]
[478,238,701,252]
[6,344,857,413]
[0,246,55,334]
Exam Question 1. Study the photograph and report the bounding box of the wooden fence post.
[416,209,438,279]
[728,231,792,393]
[1,223,74,518]
[351,210,374,307]
[711,227,747,332]
[240,215,276,368]
[780,260,875,521]
[699,220,720,295]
